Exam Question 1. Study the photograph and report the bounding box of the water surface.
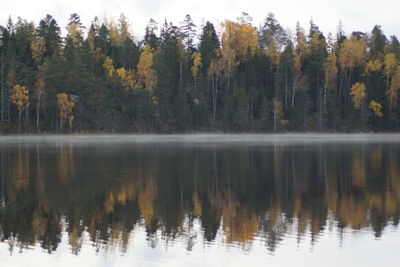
[0,134,399,266]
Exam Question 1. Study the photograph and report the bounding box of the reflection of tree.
[57,144,74,184]
[138,178,157,225]
[10,146,30,191]
[351,154,366,187]
[1,142,400,254]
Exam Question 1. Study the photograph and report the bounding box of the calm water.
[0,134,399,267]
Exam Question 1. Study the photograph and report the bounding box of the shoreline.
[0,133,400,144]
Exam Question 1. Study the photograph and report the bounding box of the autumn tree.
[323,53,338,125]
[350,82,366,109]
[191,51,201,90]
[116,67,137,91]
[137,44,157,93]
[57,93,75,130]
[338,34,366,95]
[386,65,400,108]
[273,97,283,132]
[208,58,224,119]
[10,84,29,130]
[368,100,383,117]
[383,53,397,91]
[291,23,307,108]
[220,19,258,91]
[34,66,46,130]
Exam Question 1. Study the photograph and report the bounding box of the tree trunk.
[36,91,42,131]
[25,105,29,130]
[291,83,295,108]
[285,69,288,109]
[250,100,254,129]
[7,99,11,122]
[386,74,390,92]
[211,75,218,120]
[1,52,3,123]
[18,111,21,132]
[317,72,322,131]
[180,59,183,85]
[227,59,231,92]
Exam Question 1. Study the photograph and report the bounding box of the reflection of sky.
[0,221,398,267]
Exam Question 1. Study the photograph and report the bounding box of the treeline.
[0,12,400,133]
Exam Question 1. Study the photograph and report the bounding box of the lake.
[0,134,399,267]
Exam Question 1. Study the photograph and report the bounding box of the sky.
[1,0,399,40]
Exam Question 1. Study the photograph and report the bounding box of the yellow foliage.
[350,82,366,109]
[293,51,301,72]
[191,52,202,78]
[384,53,397,77]
[386,65,400,108]
[368,100,383,117]
[338,35,366,70]
[295,25,307,56]
[103,57,115,77]
[280,119,289,127]
[266,40,280,66]
[108,15,131,47]
[365,59,383,73]
[31,36,46,64]
[207,57,225,91]
[193,98,200,106]
[324,53,338,90]
[11,84,30,113]
[221,20,258,60]
[137,44,157,92]
[57,93,75,128]
[309,32,326,54]
[116,67,137,90]
[67,23,83,46]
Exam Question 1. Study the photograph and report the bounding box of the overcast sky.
[1,0,399,40]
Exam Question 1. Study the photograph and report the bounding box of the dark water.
[0,134,399,267]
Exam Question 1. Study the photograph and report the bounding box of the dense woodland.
[0,13,400,133]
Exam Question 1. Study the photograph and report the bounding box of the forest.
[0,12,400,133]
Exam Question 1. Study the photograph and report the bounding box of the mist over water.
[1,133,400,145]
[0,134,399,266]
